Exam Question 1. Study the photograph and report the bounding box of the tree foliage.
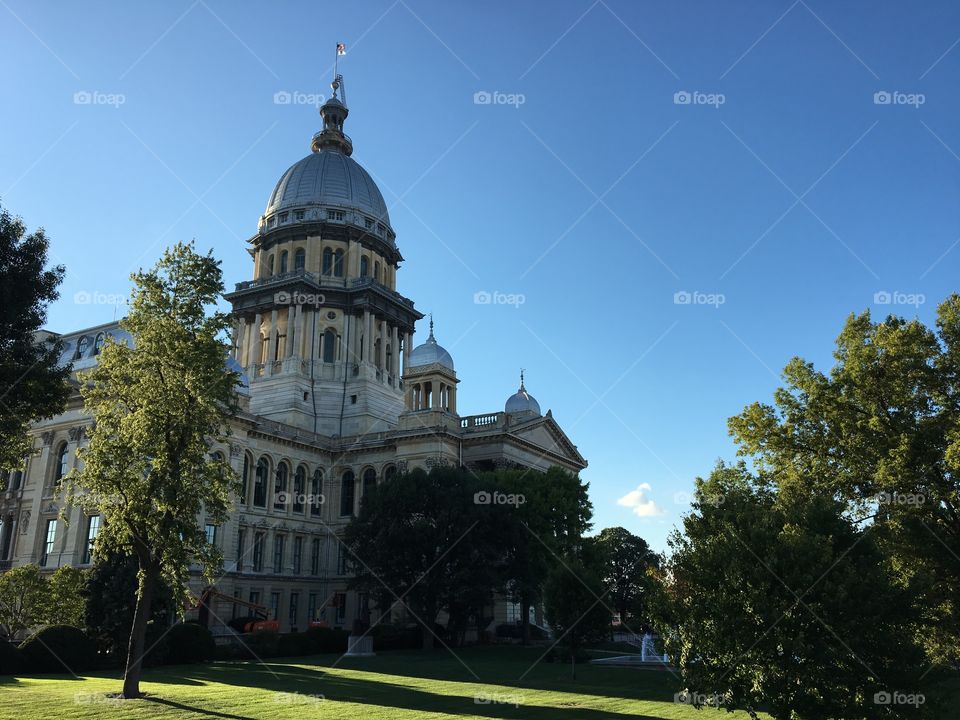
[542,548,610,672]
[0,205,71,471]
[0,565,48,640]
[592,526,659,631]
[64,242,238,697]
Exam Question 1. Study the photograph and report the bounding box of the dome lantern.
[505,369,541,416]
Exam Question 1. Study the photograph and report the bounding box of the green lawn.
[0,646,760,720]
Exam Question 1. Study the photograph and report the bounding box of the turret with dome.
[505,371,541,417]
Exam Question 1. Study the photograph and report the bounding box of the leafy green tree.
[44,565,88,628]
[728,297,960,661]
[0,564,48,640]
[64,242,238,697]
[653,462,928,720]
[593,526,658,632]
[0,205,71,472]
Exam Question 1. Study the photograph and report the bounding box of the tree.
[727,297,960,661]
[0,564,48,640]
[653,462,929,720]
[0,205,71,472]
[64,242,238,697]
[593,526,658,632]
[542,549,610,678]
[44,566,88,628]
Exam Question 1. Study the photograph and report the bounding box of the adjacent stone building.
[0,77,586,634]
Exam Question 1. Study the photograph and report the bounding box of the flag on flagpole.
[337,43,346,56]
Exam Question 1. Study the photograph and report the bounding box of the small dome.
[226,356,250,394]
[408,319,454,371]
[505,372,541,416]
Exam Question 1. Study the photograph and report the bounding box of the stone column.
[403,332,411,374]
[236,316,247,364]
[296,304,306,358]
[390,325,399,375]
[267,310,279,364]
[310,309,320,359]
[363,310,373,364]
[249,313,262,366]
[378,320,387,371]
[286,306,296,359]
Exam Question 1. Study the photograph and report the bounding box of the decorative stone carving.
[230,443,242,458]
[68,426,85,442]
[40,431,54,446]
[19,510,30,534]
[396,461,407,473]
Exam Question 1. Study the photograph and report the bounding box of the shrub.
[277,632,315,657]
[19,626,96,673]
[303,626,348,654]
[370,624,421,651]
[244,630,279,658]
[163,622,215,665]
[0,640,22,675]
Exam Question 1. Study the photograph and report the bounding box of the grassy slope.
[0,646,761,720]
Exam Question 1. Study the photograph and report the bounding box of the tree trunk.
[521,593,531,645]
[122,563,157,698]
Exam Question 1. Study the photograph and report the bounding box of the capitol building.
[0,77,586,634]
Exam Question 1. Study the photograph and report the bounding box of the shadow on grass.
[143,696,257,720]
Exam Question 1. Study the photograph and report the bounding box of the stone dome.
[505,373,541,416]
[408,321,454,371]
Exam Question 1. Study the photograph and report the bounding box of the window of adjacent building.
[294,210,305,221]
[360,256,369,277]
[362,468,376,505]
[322,248,333,275]
[249,590,260,606]
[274,464,288,510]
[292,536,303,575]
[327,209,344,221]
[254,458,268,507]
[253,532,265,572]
[82,515,101,564]
[322,329,336,364]
[270,591,281,621]
[240,455,249,505]
[337,542,349,575]
[307,593,318,622]
[385,466,397,483]
[237,529,245,568]
[55,443,69,483]
[279,212,289,224]
[41,519,56,567]
[205,523,217,546]
[333,249,344,277]
[340,471,355,517]
[279,250,288,274]
[310,537,321,575]
[293,467,305,513]
[334,592,346,622]
[294,248,305,270]
[289,592,299,629]
[311,470,323,516]
[273,534,285,573]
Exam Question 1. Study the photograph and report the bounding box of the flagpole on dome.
[333,42,346,100]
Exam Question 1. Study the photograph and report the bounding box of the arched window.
[76,336,90,359]
[240,454,250,505]
[55,443,69,482]
[384,465,397,483]
[311,469,323,516]
[340,470,355,516]
[374,262,380,281]
[386,344,393,374]
[274,463,289,510]
[280,250,288,274]
[294,248,305,270]
[322,248,333,275]
[254,458,269,507]
[93,333,105,355]
[293,467,306,513]
[360,256,369,277]
[267,255,275,277]
[323,329,336,364]
[362,468,377,501]
[334,249,344,277]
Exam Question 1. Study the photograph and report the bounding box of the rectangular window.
[311,538,320,575]
[293,536,303,575]
[294,210,305,221]
[334,592,346,622]
[205,523,217,546]
[237,529,246,569]
[273,535,285,573]
[270,591,281,621]
[337,543,349,575]
[289,592,299,629]
[232,588,241,619]
[249,590,260,607]
[40,519,56,567]
[253,532,265,572]
[82,515,101,564]
[307,593,318,623]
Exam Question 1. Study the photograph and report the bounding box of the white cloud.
[617,483,665,518]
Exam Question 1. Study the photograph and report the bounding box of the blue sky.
[3,0,959,552]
